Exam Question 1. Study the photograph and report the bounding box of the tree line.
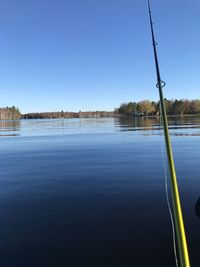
[23,111,116,119]
[1,100,200,120]
[0,106,21,120]
[116,99,200,116]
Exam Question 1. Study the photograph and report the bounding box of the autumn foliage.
[116,99,200,116]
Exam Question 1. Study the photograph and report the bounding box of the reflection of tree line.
[116,116,200,131]
[0,120,21,135]
[116,116,159,129]
[116,99,200,116]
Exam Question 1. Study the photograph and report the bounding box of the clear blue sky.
[0,0,200,113]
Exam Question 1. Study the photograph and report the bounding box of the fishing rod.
[147,1,190,267]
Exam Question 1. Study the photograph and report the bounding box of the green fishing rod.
[147,1,190,267]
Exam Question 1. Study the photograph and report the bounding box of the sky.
[0,0,200,113]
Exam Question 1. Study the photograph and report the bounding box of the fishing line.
[159,111,179,267]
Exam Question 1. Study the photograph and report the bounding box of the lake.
[0,117,200,267]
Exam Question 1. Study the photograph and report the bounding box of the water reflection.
[116,116,160,130]
[116,116,200,136]
[195,198,200,219]
[0,116,200,266]
[0,117,200,137]
[0,120,20,136]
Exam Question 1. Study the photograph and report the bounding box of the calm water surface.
[0,117,200,267]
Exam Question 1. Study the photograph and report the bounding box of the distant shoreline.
[21,111,119,119]
[1,114,200,121]
[1,102,200,120]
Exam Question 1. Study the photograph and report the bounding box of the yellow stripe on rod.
[159,84,190,267]
[147,1,190,266]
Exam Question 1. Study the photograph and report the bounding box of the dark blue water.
[0,117,200,266]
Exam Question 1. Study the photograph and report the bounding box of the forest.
[116,99,200,116]
[1,100,200,120]
[0,106,21,120]
[22,111,116,119]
